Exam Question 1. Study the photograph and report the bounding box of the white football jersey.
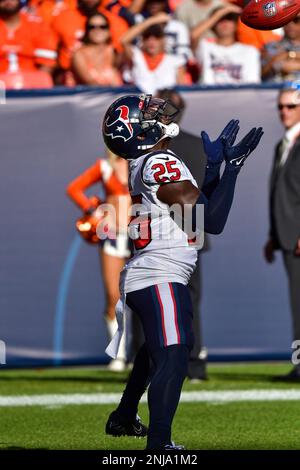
[120,149,199,294]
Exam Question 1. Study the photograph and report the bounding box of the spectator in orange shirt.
[26,0,76,23]
[51,0,129,78]
[0,0,57,74]
[72,12,122,85]
[237,19,281,50]
[27,0,142,24]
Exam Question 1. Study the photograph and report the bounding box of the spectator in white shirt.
[121,13,186,94]
[138,0,193,63]
[194,6,261,84]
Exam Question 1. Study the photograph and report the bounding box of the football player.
[102,94,263,450]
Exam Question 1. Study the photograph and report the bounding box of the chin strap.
[157,122,179,139]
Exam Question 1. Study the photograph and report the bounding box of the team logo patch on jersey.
[104,105,133,141]
[262,1,277,17]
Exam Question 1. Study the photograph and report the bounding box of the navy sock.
[115,343,150,422]
[146,344,189,449]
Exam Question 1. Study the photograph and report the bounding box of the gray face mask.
[141,97,179,123]
[155,95,185,124]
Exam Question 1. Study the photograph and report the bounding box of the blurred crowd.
[1,0,300,90]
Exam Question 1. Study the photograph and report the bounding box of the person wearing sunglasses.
[264,87,300,381]
[72,13,122,86]
[262,15,300,82]
[51,0,128,84]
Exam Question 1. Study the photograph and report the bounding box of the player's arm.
[156,171,237,235]
[158,125,264,235]
[157,180,200,208]
[201,119,240,198]
[199,165,241,234]
[199,126,264,234]
[201,121,264,198]
[151,156,234,235]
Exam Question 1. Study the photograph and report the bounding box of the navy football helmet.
[102,94,180,160]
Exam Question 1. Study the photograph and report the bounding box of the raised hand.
[223,127,264,168]
[201,119,240,167]
[150,12,171,24]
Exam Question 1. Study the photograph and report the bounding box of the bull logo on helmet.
[104,105,134,141]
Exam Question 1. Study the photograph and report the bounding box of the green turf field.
[1,363,300,450]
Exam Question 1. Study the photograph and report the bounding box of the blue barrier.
[6,82,284,99]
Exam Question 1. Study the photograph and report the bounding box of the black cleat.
[105,411,148,438]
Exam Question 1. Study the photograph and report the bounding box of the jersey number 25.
[151,161,181,183]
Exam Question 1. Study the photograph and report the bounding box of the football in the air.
[241,0,300,30]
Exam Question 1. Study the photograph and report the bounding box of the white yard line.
[1,389,300,407]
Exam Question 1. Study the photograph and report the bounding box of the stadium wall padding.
[0,85,293,366]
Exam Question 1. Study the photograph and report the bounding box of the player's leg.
[106,345,186,445]
[147,343,189,449]
[126,309,145,365]
[127,282,194,449]
[105,341,150,437]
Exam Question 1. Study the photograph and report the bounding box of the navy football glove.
[201,119,240,167]
[223,127,264,168]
